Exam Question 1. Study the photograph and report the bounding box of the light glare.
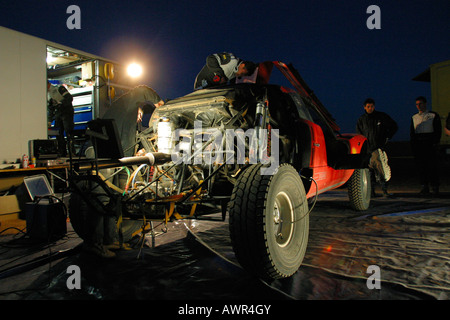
[127,63,143,78]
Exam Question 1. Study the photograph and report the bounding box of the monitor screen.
[23,174,54,200]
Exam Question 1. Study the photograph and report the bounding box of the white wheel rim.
[273,191,294,248]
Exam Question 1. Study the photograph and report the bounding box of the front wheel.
[228,164,309,281]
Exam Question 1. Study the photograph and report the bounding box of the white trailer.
[0,26,131,163]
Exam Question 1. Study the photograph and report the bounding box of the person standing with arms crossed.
[410,96,442,195]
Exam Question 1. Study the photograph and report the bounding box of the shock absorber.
[252,98,269,162]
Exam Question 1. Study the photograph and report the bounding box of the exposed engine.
[122,89,254,219]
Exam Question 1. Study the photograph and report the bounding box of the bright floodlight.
[127,63,143,78]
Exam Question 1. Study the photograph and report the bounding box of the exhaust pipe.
[71,152,173,171]
[118,152,172,166]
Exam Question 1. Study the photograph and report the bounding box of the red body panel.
[338,133,366,154]
[305,122,353,198]
[303,122,367,199]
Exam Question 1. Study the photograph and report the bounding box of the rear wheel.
[348,168,371,211]
[228,164,309,281]
[69,178,142,242]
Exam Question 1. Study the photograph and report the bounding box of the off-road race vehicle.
[68,61,371,281]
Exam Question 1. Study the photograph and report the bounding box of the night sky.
[1,0,449,141]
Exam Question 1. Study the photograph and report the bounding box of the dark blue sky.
[1,0,449,140]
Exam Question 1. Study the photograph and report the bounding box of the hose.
[125,164,147,193]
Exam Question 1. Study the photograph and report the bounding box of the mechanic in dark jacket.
[356,98,398,197]
[47,81,74,157]
[410,96,442,195]
[194,52,257,90]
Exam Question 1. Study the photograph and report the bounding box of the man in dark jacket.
[410,96,442,195]
[47,81,74,157]
[194,52,257,90]
[356,98,398,197]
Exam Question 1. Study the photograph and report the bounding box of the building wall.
[0,27,47,163]
[430,59,450,146]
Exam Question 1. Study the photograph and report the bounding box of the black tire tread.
[348,168,371,211]
[229,163,306,280]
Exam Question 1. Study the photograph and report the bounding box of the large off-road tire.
[228,163,309,281]
[347,168,371,211]
[69,179,142,242]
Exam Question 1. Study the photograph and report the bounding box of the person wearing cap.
[194,52,257,90]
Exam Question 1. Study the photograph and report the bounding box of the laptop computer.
[23,174,55,202]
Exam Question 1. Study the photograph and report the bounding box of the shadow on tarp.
[23,221,434,300]
[24,233,289,300]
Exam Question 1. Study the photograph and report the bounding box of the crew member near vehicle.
[47,80,74,157]
[194,52,257,90]
[410,96,442,195]
[356,98,398,197]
